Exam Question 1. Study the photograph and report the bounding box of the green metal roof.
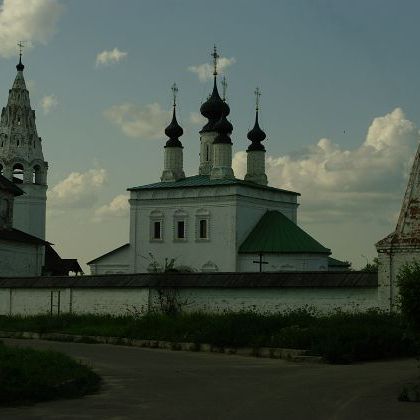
[328,257,351,267]
[239,210,331,254]
[128,175,299,195]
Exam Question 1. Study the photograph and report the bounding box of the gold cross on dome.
[211,45,219,76]
[254,87,261,111]
[171,82,178,107]
[17,41,25,59]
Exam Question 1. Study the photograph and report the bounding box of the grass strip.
[0,341,100,405]
[0,310,416,364]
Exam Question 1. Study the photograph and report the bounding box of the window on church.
[177,221,185,239]
[199,219,207,239]
[153,221,161,239]
[195,209,210,241]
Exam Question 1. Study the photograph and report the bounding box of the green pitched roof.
[328,257,351,267]
[239,210,331,254]
[128,175,299,195]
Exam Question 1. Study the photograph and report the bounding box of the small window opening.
[33,165,42,184]
[153,221,161,239]
[199,219,208,239]
[17,140,19,147]
[206,145,209,161]
[12,163,24,183]
[177,221,185,239]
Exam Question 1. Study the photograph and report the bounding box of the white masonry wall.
[89,246,131,275]
[13,183,47,240]
[152,287,381,314]
[377,250,420,311]
[0,287,150,316]
[129,184,299,273]
[0,240,43,277]
[238,253,329,272]
[0,285,381,316]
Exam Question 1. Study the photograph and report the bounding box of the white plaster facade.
[126,182,316,273]
[0,283,381,317]
[238,253,328,272]
[0,239,43,277]
[88,244,131,275]
[245,150,267,186]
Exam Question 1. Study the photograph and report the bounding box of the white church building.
[89,48,340,275]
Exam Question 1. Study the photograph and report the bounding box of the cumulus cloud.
[189,112,206,125]
[0,0,63,58]
[233,108,420,224]
[104,102,170,140]
[94,194,129,222]
[188,57,236,82]
[96,48,127,67]
[48,169,107,209]
[40,94,58,114]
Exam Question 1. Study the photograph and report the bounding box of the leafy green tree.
[397,261,420,331]
[361,257,380,273]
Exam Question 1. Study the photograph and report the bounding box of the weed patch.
[0,341,100,405]
[0,310,415,363]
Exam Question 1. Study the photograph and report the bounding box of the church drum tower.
[0,51,48,240]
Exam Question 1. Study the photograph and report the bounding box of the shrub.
[397,261,420,331]
[0,342,100,405]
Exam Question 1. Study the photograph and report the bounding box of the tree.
[361,257,379,273]
[397,261,420,331]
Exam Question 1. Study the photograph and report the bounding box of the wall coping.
[0,271,378,289]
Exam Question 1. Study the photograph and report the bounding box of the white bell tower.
[0,48,48,240]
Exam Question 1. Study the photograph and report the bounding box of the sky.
[1,0,420,270]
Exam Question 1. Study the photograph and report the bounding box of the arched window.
[33,165,42,184]
[195,208,210,241]
[0,163,3,176]
[173,209,188,241]
[12,163,24,183]
[150,210,164,241]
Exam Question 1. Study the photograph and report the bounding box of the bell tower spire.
[161,83,185,182]
[244,87,268,186]
[0,51,48,240]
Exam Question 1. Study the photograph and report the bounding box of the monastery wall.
[149,287,380,314]
[0,272,383,316]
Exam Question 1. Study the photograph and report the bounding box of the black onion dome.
[164,109,183,148]
[213,115,233,145]
[200,79,224,119]
[247,111,266,151]
[214,114,233,134]
[200,78,226,133]
[16,56,24,72]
